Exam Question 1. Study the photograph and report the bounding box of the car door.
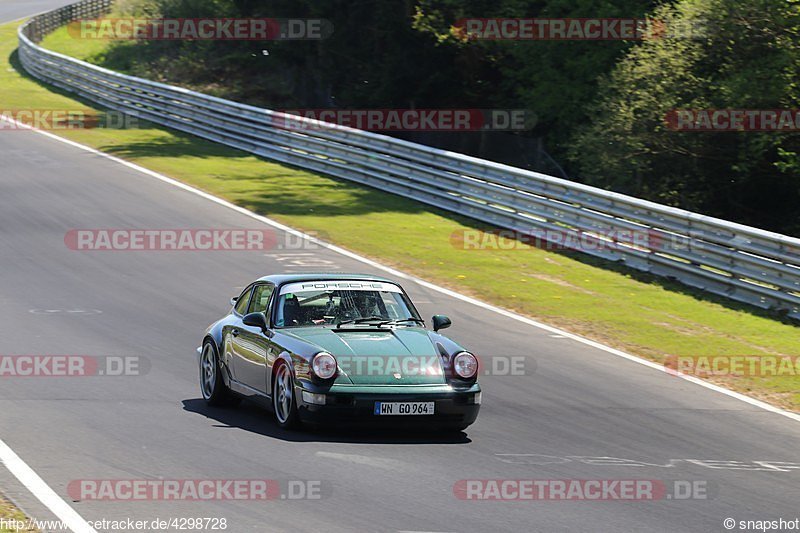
[231,283,276,394]
[224,285,254,383]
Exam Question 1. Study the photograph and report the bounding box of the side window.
[235,287,253,315]
[248,284,275,316]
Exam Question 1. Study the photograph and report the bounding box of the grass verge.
[2,21,799,410]
[0,494,37,532]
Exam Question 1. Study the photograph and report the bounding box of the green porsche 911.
[197,273,481,431]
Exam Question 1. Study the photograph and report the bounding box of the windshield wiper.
[336,315,386,327]
[335,316,425,328]
[382,318,425,326]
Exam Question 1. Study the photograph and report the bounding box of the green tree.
[412,0,661,154]
[570,0,800,234]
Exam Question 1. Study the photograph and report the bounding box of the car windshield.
[273,281,419,328]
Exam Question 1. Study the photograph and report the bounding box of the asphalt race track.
[1,2,800,532]
[0,0,75,23]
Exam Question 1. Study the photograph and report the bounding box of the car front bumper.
[295,383,481,429]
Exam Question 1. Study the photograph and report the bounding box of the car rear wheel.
[273,363,299,429]
[200,341,240,407]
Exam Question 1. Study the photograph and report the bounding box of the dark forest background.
[95,0,800,235]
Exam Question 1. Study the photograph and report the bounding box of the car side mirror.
[243,312,268,332]
[432,315,451,332]
[230,296,239,307]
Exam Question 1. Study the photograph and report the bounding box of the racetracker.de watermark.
[0,109,138,130]
[665,109,800,132]
[67,479,328,501]
[0,355,148,377]
[2,517,229,532]
[449,228,696,253]
[332,355,530,377]
[275,109,536,131]
[68,18,333,40]
[335,355,443,377]
[64,229,326,251]
[665,355,800,377]
[453,18,706,41]
[67,18,333,41]
[453,479,713,501]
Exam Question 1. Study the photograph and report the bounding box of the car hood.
[285,327,446,385]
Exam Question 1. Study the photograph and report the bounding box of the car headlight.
[311,352,337,379]
[453,351,478,379]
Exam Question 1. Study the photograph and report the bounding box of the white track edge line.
[4,114,800,428]
[0,438,96,533]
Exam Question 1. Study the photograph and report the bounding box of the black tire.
[272,362,300,429]
[199,340,241,407]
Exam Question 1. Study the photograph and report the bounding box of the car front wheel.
[272,362,299,429]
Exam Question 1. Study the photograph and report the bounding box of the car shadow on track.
[182,398,471,444]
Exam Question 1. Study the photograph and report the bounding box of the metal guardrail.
[17,0,800,319]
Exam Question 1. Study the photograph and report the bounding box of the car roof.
[255,272,397,287]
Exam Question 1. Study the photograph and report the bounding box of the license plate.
[374,401,435,415]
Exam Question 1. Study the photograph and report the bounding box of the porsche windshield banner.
[279,281,402,294]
